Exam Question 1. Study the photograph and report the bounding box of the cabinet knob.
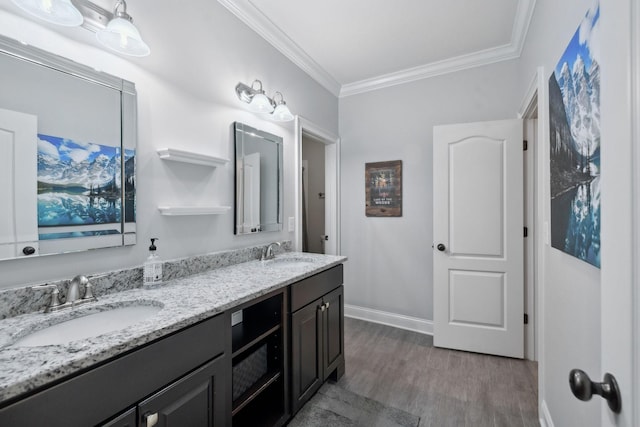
[319,303,326,312]
[143,412,159,427]
[22,246,36,256]
[325,302,330,309]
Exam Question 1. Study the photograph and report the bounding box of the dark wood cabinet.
[290,265,344,414]
[138,356,226,427]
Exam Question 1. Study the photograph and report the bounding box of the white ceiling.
[218,0,536,97]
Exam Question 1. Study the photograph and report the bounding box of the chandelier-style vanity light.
[10,0,83,27]
[10,0,150,57]
[96,0,150,57]
[272,92,295,122]
[235,79,295,122]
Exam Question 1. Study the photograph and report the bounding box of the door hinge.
[523,140,528,151]
[524,227,528,237]
[524,313,529,325]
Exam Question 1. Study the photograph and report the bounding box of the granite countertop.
[0,252,346,404]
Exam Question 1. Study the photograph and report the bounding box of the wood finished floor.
[336,318,539,427]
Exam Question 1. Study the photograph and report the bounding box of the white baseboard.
[344,304,433,335]
[539,400,554,427]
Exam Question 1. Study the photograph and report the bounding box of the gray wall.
[339,60,521,321]
[517,0,601,426]
[0,1,338,289]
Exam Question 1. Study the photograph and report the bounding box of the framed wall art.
[548,2,600,268]
[365,160,402,217]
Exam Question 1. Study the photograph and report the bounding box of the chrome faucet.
[34,275,97,312]
[261,242,281,261]
[66,275,86,304]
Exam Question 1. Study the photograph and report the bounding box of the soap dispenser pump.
[143,238,163,286]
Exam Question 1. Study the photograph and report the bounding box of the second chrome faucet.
[261,242,281,261]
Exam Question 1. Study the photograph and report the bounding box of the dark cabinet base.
[290,265,345,416]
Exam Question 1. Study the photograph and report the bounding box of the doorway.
[294,117,340,255]
[301,134,326,253]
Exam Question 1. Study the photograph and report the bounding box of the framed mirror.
[234,122,283,234]
[0,35,137,261]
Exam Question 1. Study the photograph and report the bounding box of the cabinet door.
[138,355,226,427]
[322,286,344,380]
[291,299,322,413]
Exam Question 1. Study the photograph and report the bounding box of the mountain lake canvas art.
[548,2,600,268]
[37,134,136,240]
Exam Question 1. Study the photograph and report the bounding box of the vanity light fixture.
[96,0,150,57]
[235,80,295,122]
[272,92,294,122]
[11,0,84,27]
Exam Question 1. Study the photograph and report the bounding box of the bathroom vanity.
[0,252,345,427]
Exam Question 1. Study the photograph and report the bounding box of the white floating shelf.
[158,206,231,216]
[157,148,229,167]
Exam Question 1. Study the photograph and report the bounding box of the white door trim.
[518,65,548,425]
[294,116,341,254]
[631,0,640,421]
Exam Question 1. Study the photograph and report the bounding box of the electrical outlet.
[288,217,295,232]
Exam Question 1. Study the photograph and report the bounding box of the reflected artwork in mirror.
[0,35,137,261]
[234,122,283,234]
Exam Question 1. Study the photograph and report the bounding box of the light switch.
[288,217,295,232]
[544,221,549,245]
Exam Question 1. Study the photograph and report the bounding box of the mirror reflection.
[234,122,283,234]
[0,35,137,261]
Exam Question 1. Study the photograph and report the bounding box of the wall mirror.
[0,35,137,261]
[234,122,283,234]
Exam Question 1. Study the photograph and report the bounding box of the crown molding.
[218,0,536,98]
[340,43,521,97]
[217,0,341,96]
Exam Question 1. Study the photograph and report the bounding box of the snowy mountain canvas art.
[548,2,600,268]
[37,134,136,240]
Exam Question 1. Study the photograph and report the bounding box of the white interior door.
[243,152,260,233]
[433,119,524,358]
[0,108,38,259]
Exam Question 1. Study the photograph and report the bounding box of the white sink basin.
[11,304,163,347]
[262,256,316,268]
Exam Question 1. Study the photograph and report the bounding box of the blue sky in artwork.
[554,3,600,77]
[38,134,118,163]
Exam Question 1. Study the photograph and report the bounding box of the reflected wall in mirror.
[0,35,137,261]
[234,122,283,234]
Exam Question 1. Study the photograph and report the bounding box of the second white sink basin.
[12,304,163,347]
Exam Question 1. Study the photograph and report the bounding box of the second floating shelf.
[157,148,229,167]
[158,206,231,216]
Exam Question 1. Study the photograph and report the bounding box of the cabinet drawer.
[290,265,343,312]
[0,314,226,427]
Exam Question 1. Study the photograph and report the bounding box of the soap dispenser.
[143,238,163,286]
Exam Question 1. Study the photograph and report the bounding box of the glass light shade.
[248,92,275,114]
[11,0,83,26]
[96,17,150,57]
[272,103,294,122]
